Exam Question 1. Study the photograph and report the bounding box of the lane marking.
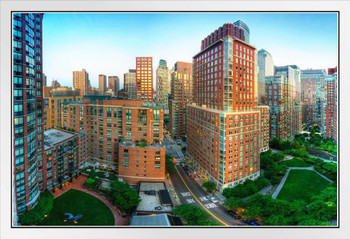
[175,166,229,226]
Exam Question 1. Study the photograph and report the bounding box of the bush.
[271,152,285,162]
[313,161,337,181]
[173,204,213,225]
[110,181,141,214]
[84,177,99,189]
[19,191,54,225]
[223,177,270,199]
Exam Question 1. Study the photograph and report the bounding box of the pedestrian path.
[52,175,130,226]
[272,166,333,199]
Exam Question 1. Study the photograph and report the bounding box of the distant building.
[156,59,170,112]
[326,71,337,142]
[43,86,81,130]
[43,73,47,87]
[51,80,61,89]
[136,57,153,102]
[73,69,92,95]
[257,49,274,105]
[124,69,136,99]
[169,62,193,138]
[328,66,337,75]
[108,76,120,95]
[99,74,107,93]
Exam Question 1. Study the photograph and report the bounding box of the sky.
[42,12,338,89]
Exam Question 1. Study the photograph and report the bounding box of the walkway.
[272,166,333,199]
[271,148,336,163]
[52,175,130,226]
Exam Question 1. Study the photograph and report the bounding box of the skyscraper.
[188,22,261,191]
[124,69,136,99]
[257,49,274,105]
[73,69,92,95]
[136,57,153,102]
[42,73,47,87]
[233,20,250,43]
[326,68,337,142]
[156,59,170,112]
[108,75,119,95]
[51,79,61,89]
[169,62,193,138]
[13,13,44,219]
[99,74,107,93]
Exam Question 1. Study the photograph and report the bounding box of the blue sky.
[42,12,337,89]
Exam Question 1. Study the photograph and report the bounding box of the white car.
[208,196,218,204]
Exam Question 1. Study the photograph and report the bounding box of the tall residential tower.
[136,57,153,102]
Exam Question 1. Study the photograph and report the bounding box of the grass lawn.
[278,158,312,168]
[40,189,114,226]
[277,170,331,203]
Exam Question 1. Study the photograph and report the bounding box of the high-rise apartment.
[301,69,327,131]
[136,57,153,102]
[124,69,136,99]
[13,13,44,219]
[156,59,170,112]
[257,49,274,105]
[326,68,337,142]
[169,62,193,138]
[73,69,92,95]
[99,74,107,93]
[43,87,81,130]
[42,73,47,87]
[188,22,261,191]
[51,80,60,89]
[108,76,120,95]
[62,96,165,184]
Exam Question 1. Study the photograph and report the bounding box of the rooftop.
[120,141,164,149]
[44,129,76,149]
[129,214,170,226]
[136,182,173,213]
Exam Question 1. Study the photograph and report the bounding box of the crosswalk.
[180,192,218,209]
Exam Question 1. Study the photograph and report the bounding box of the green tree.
[224,197,246,211]
[298,219,332,226]
[172,204,212,225]
[165,155,175,174]
[110,181,141,214]
[202,181,216,193]
[263,214,294,225]
[241,205,262,221]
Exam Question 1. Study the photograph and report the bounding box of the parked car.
[208,196,219,204]
[241,219,260,226]
[227,210,241,219]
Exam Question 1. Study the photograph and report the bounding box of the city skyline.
[42,12,337,88]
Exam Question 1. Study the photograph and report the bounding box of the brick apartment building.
[326,67,337,142]
[62,95,165,183]
[169,61,193,138]
[136,57,153,102]
[187,21,262,191]
[43,87,81,130]
[256,105,269,152]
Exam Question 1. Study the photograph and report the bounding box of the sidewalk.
[164,175,182,207]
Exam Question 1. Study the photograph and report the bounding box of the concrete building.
[99,74,107,93]
[124,69,136,99]
[42,129,80,190]
[108,76,120,95]
[136,57,153,102]
[51,80,61,89]
[42,73,47,87]
[43,87,81,130]
[169,62,193,138]
[73,69,92,95]
[257,49,274,105]
[301,69,327,131]
[62,95,165,184]
[156,59,170,112]
[326,68,337,142]
[188,22,262,192]
[13,13,44,218]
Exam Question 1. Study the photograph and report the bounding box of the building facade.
[108,76,120,95]
[51,80,60,89]
[188,22,261,191]
[73,69,92,95]
[256,105,269,152]
[156,59,170,112]
[136,57,153,102]
[43,87,81,130]
[301,69,327,131]
[326,71,337,142]
[62,96,165,183]
[124,69,136,99]
[99,74,107,93]
[13,13,44,218]
[257,49,274,105]
[169,62,193,138]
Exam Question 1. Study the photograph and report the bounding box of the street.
[170,164,243,226]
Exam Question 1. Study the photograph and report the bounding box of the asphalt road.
[170,164,244,226]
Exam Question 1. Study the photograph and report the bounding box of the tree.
[110,181,141,214]
[165,155,175,174]
[298,219,332,226]
[172,204,212,225]
[224,197,246,211]
[202,181,216,193]
[241,205,262,220]
[263,214,293,225]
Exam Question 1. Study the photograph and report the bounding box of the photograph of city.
[12,12,338,227]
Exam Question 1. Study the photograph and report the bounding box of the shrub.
[223,177,270,199]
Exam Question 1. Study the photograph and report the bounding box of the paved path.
[52,175,130,226]
[272,166,333,199]
[271,148,336,163]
